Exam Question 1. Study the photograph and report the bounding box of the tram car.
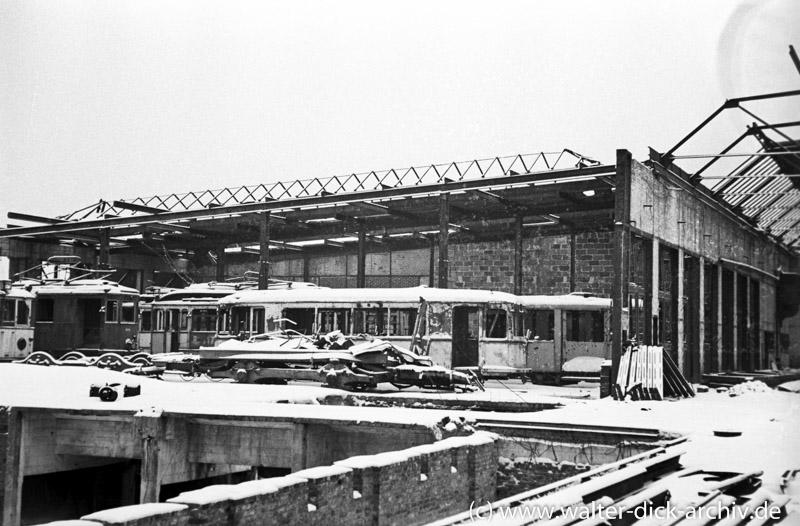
[215,286,616,382]
[0,280,35,360]
[518,293,614,382]
[13,256,140,356]
[139,278,320,354]
[215,286,525,374]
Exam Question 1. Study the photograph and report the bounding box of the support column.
[514,216,523,296]
[677,248,685,374]
[717,264,723,371]
[611,150,633,383]
[135,411,163,504]
[732,272,738,370]
[2,409,24,526]
[258,213,270,289]
[98,228,110,269]
[651,240,660,345]
[698,258,706,376]
[569,232,577,293]
[215,244,227,282]
[428,236,435,288]
[643,239,654,345]
[438,193,449,289]
[357,220,366,288]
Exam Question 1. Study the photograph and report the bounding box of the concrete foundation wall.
[75,433,498,526]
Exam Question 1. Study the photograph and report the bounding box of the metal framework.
[653,89,800,251]
[56,150,596,221]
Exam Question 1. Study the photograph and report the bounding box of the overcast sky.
[1,0,797,223]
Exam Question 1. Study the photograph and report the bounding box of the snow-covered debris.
[728,380,771,396]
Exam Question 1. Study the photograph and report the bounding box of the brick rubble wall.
[74,433,499,526]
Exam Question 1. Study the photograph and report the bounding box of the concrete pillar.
[428,236,435,288]
[651,240,660,345]
[438,193,449,289]
[698,258,706,375]
[732,272,738,370]
[2,409,25,526]
[258,212,270,289]
[357,220,366,288]
[677,248,685,373]
[717,263,723,372]
[514,216,523,296]
[611,149,633,383]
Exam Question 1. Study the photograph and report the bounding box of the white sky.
[1,0,798,221]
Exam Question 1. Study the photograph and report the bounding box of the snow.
[82,503,187,522]
[1,363,797,496]
[561,356,604,373]
[34,521,103,526]
[219,285,521,306]
[292,465,352,480]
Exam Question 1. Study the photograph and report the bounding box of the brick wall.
[75,433,498,526]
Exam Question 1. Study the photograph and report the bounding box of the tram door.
[452,306,479,368]
[151,309,180,353]
[81,299,103,348]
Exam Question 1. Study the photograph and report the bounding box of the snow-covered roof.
[518,293,611,309]
[219,286,520,306]
[15,279,140,297]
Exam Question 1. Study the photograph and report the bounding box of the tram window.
[389,309,417,336]
[525,309,554,340]
[565,311,604,342]
[155,310,165,331]
[252,308,265,335]
[485,309,507,339]
[282,308,316,334]
[16,301,30,325]
[1,300,13,326]
[37,298,55,322]
[231,307,251,336]
[318,309,349,334]
[354,309,386,335]
[121,300,136,323]
[105,300,119,322]
[179,309,189,330]
[141,310,152,331]
[191,309,216,332]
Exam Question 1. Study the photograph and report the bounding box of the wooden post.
[258,212,270,289]
[357,220,366,288]
[611,150,633,383]
[514,215,523,296]
[2,409,24,526]
[98,228,110,270]
[438,193,449,289]
[732,271,738,370]
[135,411,163,504]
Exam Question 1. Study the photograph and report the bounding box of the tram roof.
[218,286,521,306]
[16,279,140,297]
[517,293,612,309]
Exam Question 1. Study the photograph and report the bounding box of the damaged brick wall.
[79,433,499,526]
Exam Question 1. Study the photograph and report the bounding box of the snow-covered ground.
[1,363,798,490]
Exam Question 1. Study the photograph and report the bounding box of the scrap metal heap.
[152,331,484,392]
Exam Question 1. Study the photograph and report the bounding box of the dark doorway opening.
[452,306,479,368]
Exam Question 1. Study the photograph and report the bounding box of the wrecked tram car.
[0,280,35,360]
[213,286,614,381]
